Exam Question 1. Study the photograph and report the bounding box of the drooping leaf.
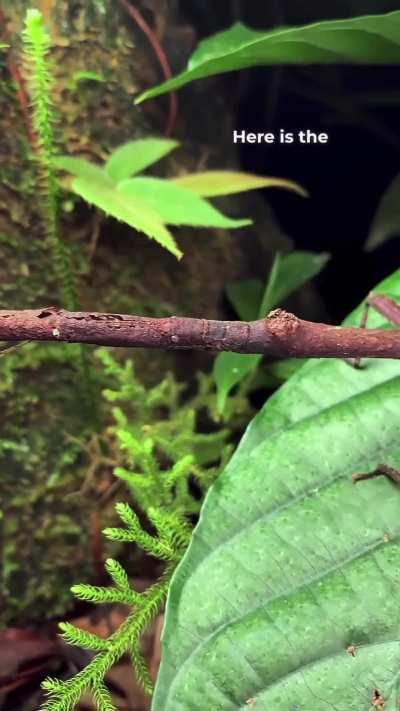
[105,138,179,183]
[53,156,113,186]
[214,251,329,413]
[366,172,400,251]
[153,268,400,710]
[117,177,251,229]
[172,171,307,198]
[71,176,182,259]
[136,11,400,102]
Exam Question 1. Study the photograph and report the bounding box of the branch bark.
[0,306,400,360]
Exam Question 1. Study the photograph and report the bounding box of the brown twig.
[1,306,400,360]
[118,0,178,136]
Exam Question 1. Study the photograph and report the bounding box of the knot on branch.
[265,308,301,337]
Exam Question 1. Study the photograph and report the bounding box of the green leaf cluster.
[53,143,305,259]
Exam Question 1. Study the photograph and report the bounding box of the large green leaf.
[172,171,307,199]
[137,11,400,102]
[71,176,182,259]
[214,251,329,414]
[117,177,251,229]
[153,268,400,710]
[105,138,179,183]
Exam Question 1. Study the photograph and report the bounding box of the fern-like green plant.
[41,502,190,710]
[39,350,252,710]
[22,9,78,311]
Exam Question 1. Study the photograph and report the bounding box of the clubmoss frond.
[41,500,182,710]
[59,622,110,652]
[22,9,78,311]
[22,9,99,422]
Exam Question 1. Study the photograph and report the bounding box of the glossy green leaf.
[117,177,251,229]
[137,11,400,102]
[214,251,329,413]
[172,171,307,198]
[153,268,400,710]
[71,176,182,259]
[105,138,179,183]
[366,173,400,251]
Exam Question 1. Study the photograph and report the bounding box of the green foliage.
[38,348,252,709]
[214,250,329,413]
[22,9,78,311]
[152,268,400,710]
[53,142,305,259]
[137,11,400,102]
[97,347,248,504]
[0,340,97,625]
[40,503,189,709]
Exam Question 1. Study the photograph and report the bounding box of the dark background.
[178,0,400,320]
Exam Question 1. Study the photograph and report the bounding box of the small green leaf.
[53,156,112,186]
[214,251,330,413]
[172,170,307,198]
[105,138,179,183]
[366,172,400,251]
[136,11,400,102]
[71,176,182,259]
[117,177,251,229]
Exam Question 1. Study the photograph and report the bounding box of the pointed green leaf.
[70,176,182,258]
[137,11,400,102]
[117,177,251,229]
[52,156,112,186]
[105,138,179,183]
[172,171,307,198]
[153,268,400,710]
[214,251,329,413]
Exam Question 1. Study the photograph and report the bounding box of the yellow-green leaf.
[172,171,307,198]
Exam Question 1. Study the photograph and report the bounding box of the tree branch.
[0,306,399,359]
